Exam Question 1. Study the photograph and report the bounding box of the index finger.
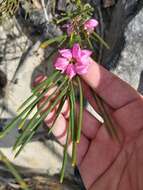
[81,60,141,109]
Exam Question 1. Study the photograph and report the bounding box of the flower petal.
[72,43,81,61]
[78,55,92,66]
[59,49,72,59]
[75,63,89,75]
[54,57,69,72]
[81,50,92,57]
[75,57,93,75]
[84,19,98,32]
[66,64,76,79]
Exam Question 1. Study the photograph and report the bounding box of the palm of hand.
[79,94,143,190]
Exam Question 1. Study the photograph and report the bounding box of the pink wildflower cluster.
[65,18,98,36]
[54,43,92,79]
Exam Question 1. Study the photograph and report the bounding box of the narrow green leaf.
[29,81,69,133]
[32,71,59,93]
[58,36,67,47]
[15,124,39,157]
[13,119,39,152]
[17,74,63,122]
[76,77,83,143]
[40,35,67,49]
[28,77,69,131]
[13,75,65,149]
[18,104,36,130]
[87,36,94,50]
[14,79,69,151]
[92,32,110,49]
[69,81,77,166]
[15,87,68,153]
[84,32,94,50]
[69,81,76,142]
[0,151,30,190]
[2,81,54,139]
[69,32,74,48]
[18,71,59,112]
[0,116,20,138]
[48,95,67,135]
[56,16,70,24]
[71,140,77,167]
[17,94,36,113]
[90,88,119,141]
[60,126,70,183]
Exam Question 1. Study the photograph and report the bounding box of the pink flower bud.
[84,19,98,33]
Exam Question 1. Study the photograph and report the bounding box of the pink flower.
[54,43,92,79]
[84,19,98,33]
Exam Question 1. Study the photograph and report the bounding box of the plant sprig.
[0,0,118,184]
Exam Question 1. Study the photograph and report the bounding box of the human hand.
[35,60,143,190]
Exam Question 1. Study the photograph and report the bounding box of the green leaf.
[32,85,68,130]
[0,151,30,190]
[69,81,77,166]
[18,71,60,112]
[18,104,36,130]
[71,140,77,167]
[8,83,53,141]
[29,77,69,131]
[90,88,119,141]
[84,32,94,50]
[55,16,70,24]
[48,95,67,135]
[76,77,83,143]
[69,32,74,48]
[29,79,69,132]
[60,126,70,183]
[69,81,76,142]
[17,74,63,120]
[0,116,20,138]
[32,71,59,93]
[92,32,110,49]
[15,123,39,157]
[40,35,67,49]
[87,37,94,50]
[14,79,69,151]
[0,72,62,141]
[17,86,68,153]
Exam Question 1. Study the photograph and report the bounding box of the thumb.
[81,60,140,109]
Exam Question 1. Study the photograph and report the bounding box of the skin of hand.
[35,60,143,190]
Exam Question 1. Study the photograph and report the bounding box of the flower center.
[69,58,76,64]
